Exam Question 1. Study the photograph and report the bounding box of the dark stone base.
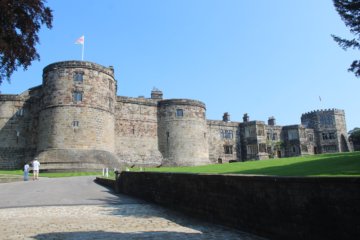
[36,148,122,172]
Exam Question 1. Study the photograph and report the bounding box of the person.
[32,158,40,180]
[23,163,30,181]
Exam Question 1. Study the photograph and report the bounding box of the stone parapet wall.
[43,61,114,77]
[118,172,360,240]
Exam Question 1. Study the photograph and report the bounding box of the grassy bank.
[146,152,360,177]
[1,152,359,178]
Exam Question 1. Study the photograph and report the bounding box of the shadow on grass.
[225,152,360,176]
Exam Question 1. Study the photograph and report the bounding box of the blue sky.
[1,0,359,130]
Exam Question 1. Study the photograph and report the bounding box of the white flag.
[75,35,84,45]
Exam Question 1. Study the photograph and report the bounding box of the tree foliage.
[349,127,360,144]
[332,0,360,77]
[0,0,52,85]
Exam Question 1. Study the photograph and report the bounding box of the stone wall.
[115,97,162,166]
[207,120,240,163]
[158,99,210,166]
[36,61,118,170]
[118,172,360,240]
[0,89,40,168]
[301,109,351,153]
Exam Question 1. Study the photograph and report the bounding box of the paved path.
[0,176,266,240]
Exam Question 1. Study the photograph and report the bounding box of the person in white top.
[32,158,40,180]
[23,163,30,181]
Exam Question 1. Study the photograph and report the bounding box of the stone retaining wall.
[117,172,360,240]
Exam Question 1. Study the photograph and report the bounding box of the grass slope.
[147,152,360,177]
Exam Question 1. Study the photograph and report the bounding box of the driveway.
[0,176,265,240]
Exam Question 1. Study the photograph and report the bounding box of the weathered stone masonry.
[0,60,352,170]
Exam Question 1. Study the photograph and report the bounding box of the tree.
[348,127,360,150]
[0,0,52,85]
[332,0,360,77]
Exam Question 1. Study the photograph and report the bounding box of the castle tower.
[36,61,120,171]
[301,109,351,154]
[158,99,210,166]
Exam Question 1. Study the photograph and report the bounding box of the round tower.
[36,61,119,171]
[158,99,210,166]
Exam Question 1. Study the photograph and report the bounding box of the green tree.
[349,127,360,147]
[332,0,360,77]
[0,0,53,85]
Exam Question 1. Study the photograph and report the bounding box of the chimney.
[268,116,276,126]
[243,113,249,122]
[223,112,230,122]
[151,87,163,99]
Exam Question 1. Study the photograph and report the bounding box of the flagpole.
[82,36,85,61]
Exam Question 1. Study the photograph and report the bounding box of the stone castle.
[0,61,352,171]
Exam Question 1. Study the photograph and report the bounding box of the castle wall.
[158,99,210,166]
[115,97,163,166]
[36,61,119,170]
[207,120,240,163]
[0,89,40,169]
[0,60,353,170]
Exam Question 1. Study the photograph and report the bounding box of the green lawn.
[145,152,360,177]
[1,152,359,178]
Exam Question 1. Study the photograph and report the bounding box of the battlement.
[117,96,159,106]
[158,99,206,109]
[43,61,114,77]
[0,94,21,101]
[301,108,345,117]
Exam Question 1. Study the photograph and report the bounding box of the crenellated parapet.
[43,61,114,77]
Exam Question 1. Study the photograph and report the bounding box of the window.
[16,108,24,117]
[257,128,265,136]
[320,114,334,126]
[322,132,336,140]
[176,109,183,117]
[73,92,83,102]
[224,145,233,154]
[272,133,278,140]
[247,144,258,154]
[225,130,233,139]
[308,134,314,141]
[329,132,336,139]
[259,143,267,153]
[323,145,337,152]
[220,130,233,139]
[72,121,79,127]
[245,126,256,137]
[74,72,83,82]
[288,129,299,140]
